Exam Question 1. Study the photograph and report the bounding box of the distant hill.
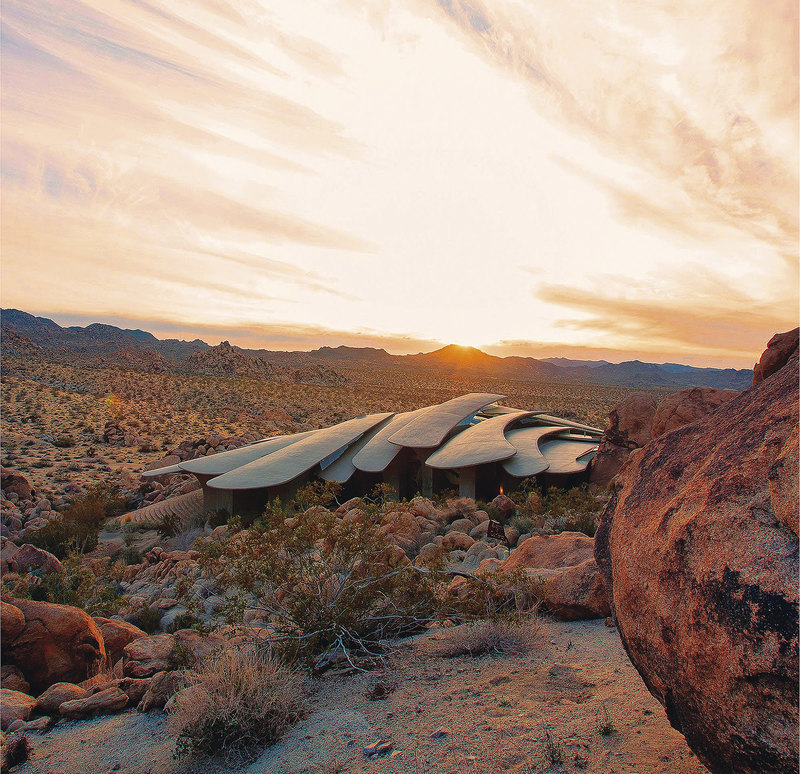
[0,308,752,390]
[1,309,208,360]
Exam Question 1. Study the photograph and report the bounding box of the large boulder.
[122,634,175,678]
[58,686,128,719]
[753,327,798,385]
[499,532,594,572]
[93,618,147,666]
[595,346,798,773]
[650,387,736,438]
[589,392,658,488]
[1,598,106,694]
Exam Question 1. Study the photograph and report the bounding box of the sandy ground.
[15,619,704,774]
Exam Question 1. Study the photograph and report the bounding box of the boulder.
[605,391,658,448]
[122,634,175,678]
[137,670,181,711]
[34,682,86,715]
[753,327,799,385]
[650,387,736,438]
[59,686,128,719]
[6,716,50,733]
[120,677,153,706]
[500,532,594,572]
[0,689,36,731]
[595,346,798,774]
[0,601,25,644]
[441,532,474,552]
[13,544,63,575]
[539,559,610,621]
[0,667,29,695]
[0,470,34,501]
[93,618,147,666]
[2,598,106,694]
[489,494,516,516]
[589,391,657,489]
[446,518,475,535]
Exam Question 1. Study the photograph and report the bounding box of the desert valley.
[0,311,797,774]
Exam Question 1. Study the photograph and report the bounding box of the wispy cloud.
[424,0,798,256]
[534,271,793,360]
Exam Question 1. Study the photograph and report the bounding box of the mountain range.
[0,309,753,390]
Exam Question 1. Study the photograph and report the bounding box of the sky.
[1,0,797,368]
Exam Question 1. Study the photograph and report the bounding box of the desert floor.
[15,620,704,774]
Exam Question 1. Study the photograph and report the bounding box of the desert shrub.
[27,484,128,557]
[166,611,203,634]
[562,509,600,538]
[435,614,541,658]
[7,555,125,615]
[291,480,342,511]
[444,497,476,519]
[509,485,601,537]
[133,605,163,634]
[52,435,75,448]
[201,505,448,671]
[121,547,143,565]
[169,645,305,762]
[156,511,182,539]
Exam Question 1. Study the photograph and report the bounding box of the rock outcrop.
[589,392,657,488]
[2,598,107,694]
[595,340,798,773]
[591,386,740,489]
[650,387,736,438]
[753,327,799,385]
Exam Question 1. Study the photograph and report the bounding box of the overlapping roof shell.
[143,393,602,490]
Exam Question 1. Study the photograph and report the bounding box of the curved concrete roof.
[207,413,394,490]
[388,393,504,448]
[538,438,599,474]
[319,414,396,483]
[177,432,315,477]
[141,462,184,477]
[501,425,567,477]
[480,404,545,418]
[351,408,430,473]
[535,413,603,436]
[425,411,534,469]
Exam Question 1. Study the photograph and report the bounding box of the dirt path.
[16,620,705,774]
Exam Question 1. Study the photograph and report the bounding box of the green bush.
[201,504,447,671]
[509,484,601,537]
[6,555,125,616]
[27,485,128,558]
[133,605,163,634]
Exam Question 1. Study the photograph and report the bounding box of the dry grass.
[435,614,542,658]
[168,644,306,762]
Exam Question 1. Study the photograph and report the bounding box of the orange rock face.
[595,349,798,773]
[2,599,106,694]
[650,387,736,438]
[753,327,798,385]
[93,617,147,666]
